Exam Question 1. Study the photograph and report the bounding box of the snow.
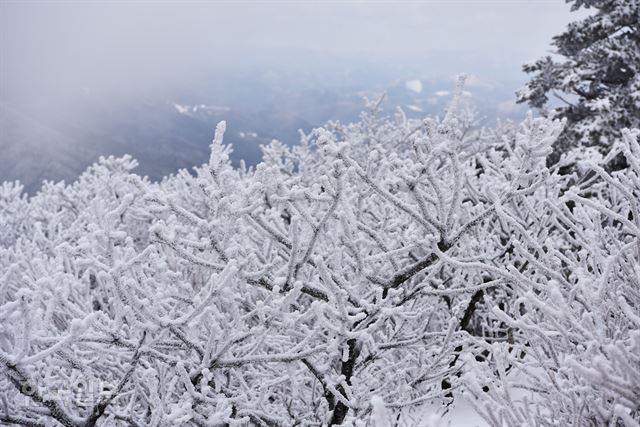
[238,131,259,139]
[406,79,424,93]
[423,400,488,427]
[173,102,191,115]
[173,102,231,116]
[370,396,392,426]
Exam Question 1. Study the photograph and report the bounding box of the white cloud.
[3,0,585,101]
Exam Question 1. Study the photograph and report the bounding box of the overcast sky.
[1,0,585,102]
[0,1,590,189]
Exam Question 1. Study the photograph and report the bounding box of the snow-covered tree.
[517,0,640,159]
[1,78,638,426]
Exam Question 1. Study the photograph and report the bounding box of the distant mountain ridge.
[0,68,526,193]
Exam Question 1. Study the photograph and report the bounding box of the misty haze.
[2,1,580,191]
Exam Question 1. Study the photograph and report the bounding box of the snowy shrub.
[464,129,640,427]
[0,78,638,426]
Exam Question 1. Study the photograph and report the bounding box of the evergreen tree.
[517,0,640,160]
